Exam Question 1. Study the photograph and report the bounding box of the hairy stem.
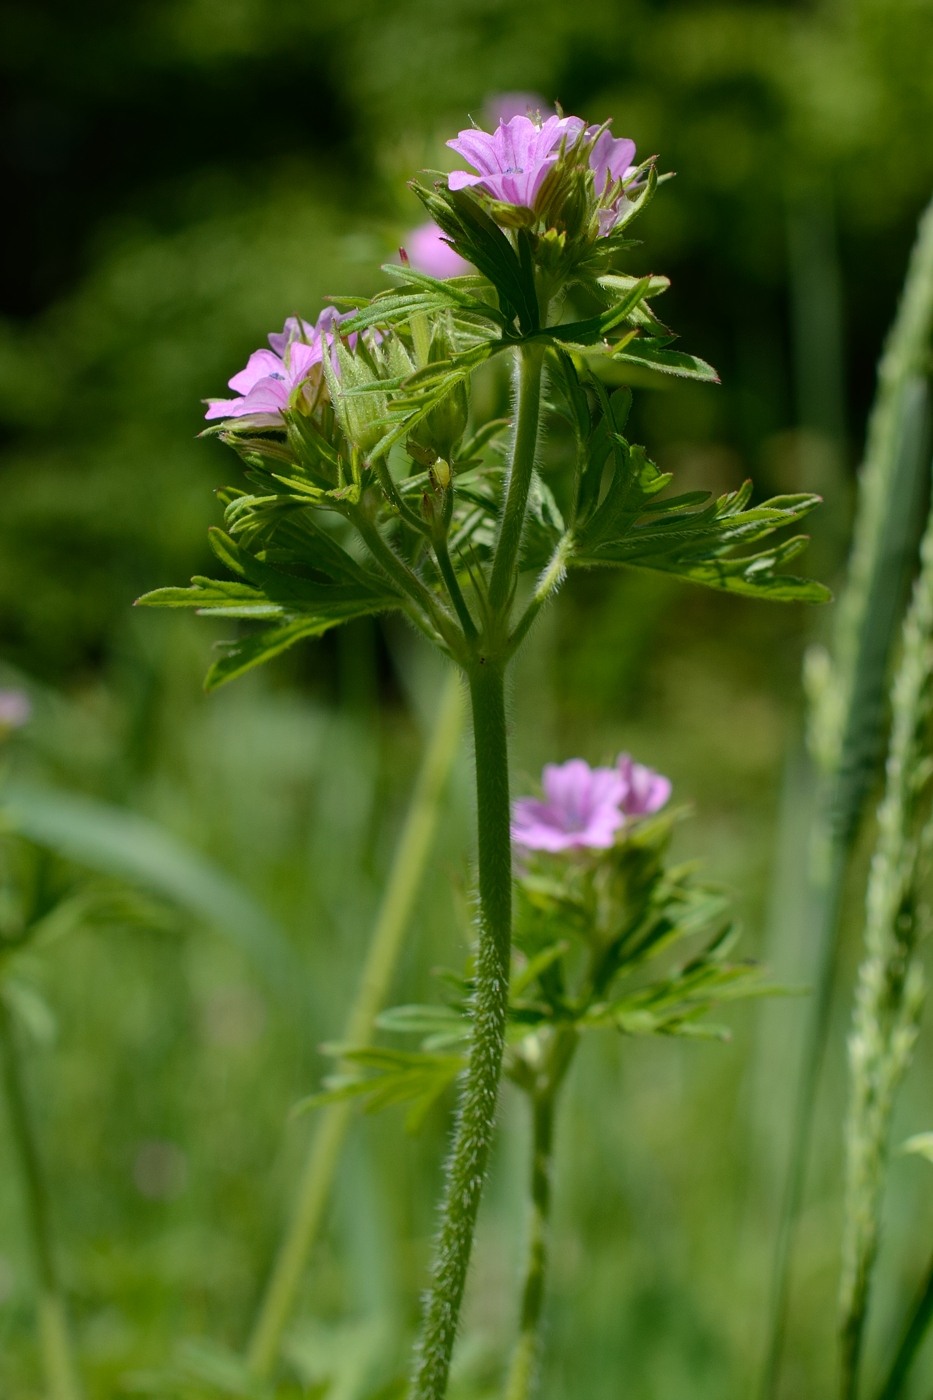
[351,510,458,651]
[488,343,545,614]
[508,531,574,657]
[0,997,82,1400]
[412,660,512,1400]
[246,672,464,1377]
[877,1245,933,1400]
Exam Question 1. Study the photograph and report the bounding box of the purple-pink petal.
[588,129,637,194]
[446,114,585,211]
[617,753,672,816]
[267,316,317,356]
[447,111,640,233]
[511,758,626,851]
[228,349,286,395]
[204,378,289,422]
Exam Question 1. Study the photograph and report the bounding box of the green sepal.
[410,180,539,335]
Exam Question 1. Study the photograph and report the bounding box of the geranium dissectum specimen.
[139,97,829,1400]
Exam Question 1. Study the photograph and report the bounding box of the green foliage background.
[2,0,933,1395]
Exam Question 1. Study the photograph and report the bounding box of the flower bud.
[408,322,470,462]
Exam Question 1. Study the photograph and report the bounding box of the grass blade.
[762,189,933,1399]
[0,781,297,1001]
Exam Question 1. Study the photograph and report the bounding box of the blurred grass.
[2,0,933,1395]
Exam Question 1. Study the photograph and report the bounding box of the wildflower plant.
[307,755,784,1399]
[137,107,829,1399]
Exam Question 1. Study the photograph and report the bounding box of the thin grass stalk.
[246,670,463,1378]
[876,1245,933,1400]
[0,996,83,1400]
[762,191,933,1399]
[505,1091,554,1400]
[504,1022,578,1400]
[838,493,933,1399]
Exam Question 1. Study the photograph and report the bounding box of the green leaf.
[293,1046,464,1132]
[375,1003,470,1050]
[379,263,506,326]
[520,472,566,571]
[610,336,720,383]
[574,463,831,603]
[546,276,655,346]
[204,611,386,691]
[136,577,281,619]
[587,930,787,1039]
[0,782,297,999]
[456,416,512,464]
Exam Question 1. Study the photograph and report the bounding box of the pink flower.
[404,223,471,278]
[447,113,585,209]
[511,753,672,854]
[484,92,554,126]
[512,759,626,852]
[617,754,671,816]
[204,308,356,424]
[447,113,640,229]
[0,689,31,732]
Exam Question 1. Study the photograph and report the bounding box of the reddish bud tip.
[399,247,410,267]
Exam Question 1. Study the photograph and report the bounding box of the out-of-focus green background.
[2,1,933,1395]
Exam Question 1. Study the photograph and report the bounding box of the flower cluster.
[512,754,671,853]
[204,308,357,426]
[447,112,641,235]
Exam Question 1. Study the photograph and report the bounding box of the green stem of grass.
[0,996,82,1400]
[761,188,933,1400]
[876,1246,933,1400]
[246,670,464,1378]
[412,659,513,1400]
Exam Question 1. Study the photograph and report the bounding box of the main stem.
[412,661,512,1400]
[0,997,82,1400]
[246,671,463,1377]
[505,1092,555,1400]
